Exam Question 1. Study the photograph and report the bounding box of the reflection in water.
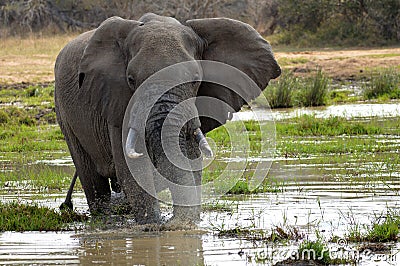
[77,231,203,265]
[0,232,80,264]
[0,231,203,265]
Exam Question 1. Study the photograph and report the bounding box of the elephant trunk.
[125,85,213,161]
[125,126,212,159]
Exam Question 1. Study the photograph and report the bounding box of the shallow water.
[234,102,400,121]
[1,156,400,265]
[1,103,400,265]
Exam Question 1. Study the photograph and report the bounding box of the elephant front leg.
[109,125,161,224]
[161,169,201,229]
[125,155,161,224]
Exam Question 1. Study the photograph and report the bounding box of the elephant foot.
[135,216,162,225]
[134,206,162,225]
[161,217,198,231]
[110,191,133,215]
[59,200,73,211]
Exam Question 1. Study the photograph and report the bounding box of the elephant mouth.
[125,126,212,160]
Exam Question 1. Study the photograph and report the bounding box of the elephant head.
[76,13,280,224]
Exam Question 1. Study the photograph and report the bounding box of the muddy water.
[1,103,400,265]
[1,157,400,265]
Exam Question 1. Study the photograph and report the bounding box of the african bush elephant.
[55,13,281,225]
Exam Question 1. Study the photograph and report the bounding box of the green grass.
[346,209,400,243]
[263,69,296,108]
[277,115,383,136]
[0,201,87,231]
[0,124,66,152]
[367,219,399,242]
[0,165,76,191]
[0,84,55,107]
[298,239,331,264]
[363,68,400,100]
[293,68,329,107]
[328,89,361,104]
[262,68,329,108]
[217,225,302,242]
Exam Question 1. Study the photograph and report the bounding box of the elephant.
[54,13,281,225]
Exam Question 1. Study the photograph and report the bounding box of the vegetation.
[293,68,329,107]
[276,115,382,136]
[263,69,297,108]
[276,0,400,46]
[347,210,400,243]
[363,68,400,100]
[263,69,329,108]
[0,201,87,231]
[1,0,398,47]
[298,239,331,264]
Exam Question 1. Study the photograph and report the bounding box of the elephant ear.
[186,18,281,133]
[78,16,142,127]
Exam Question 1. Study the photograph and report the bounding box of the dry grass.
[0,34,77,84]
[1,34,400,84]
[275,47,400,80]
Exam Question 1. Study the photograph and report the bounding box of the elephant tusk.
[194,128,213,158]
[126,128,143,159]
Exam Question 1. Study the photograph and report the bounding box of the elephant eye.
[127,75,136,88]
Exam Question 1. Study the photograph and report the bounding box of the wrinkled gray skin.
[55,13,281,225]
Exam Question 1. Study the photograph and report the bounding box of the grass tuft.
[277,115,381,136]
[293,68,329,107]
[263,68,329,108]
[298,239,331,264]
[0,201,87,231]
[346,210,400,243]
[363,68,400,100]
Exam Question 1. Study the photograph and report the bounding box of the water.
[1,102,400,265]
[1,156,399,265]
[233,102,400,121]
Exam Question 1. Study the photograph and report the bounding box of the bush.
[276,0,400,47]
[363,68,400,100]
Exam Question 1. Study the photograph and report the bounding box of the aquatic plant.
[263,68,329,108]
[0,201,87,231]
[293,68,329,107]
[263,69,297,108]
[298,239,331,264]
[363,68,400,100]
[345,208,400,243]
